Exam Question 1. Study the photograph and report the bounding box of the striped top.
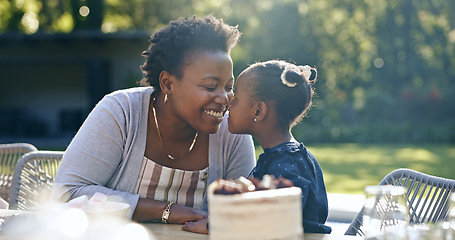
[138,156,208,210]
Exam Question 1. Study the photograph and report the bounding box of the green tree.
[1,0,454,142]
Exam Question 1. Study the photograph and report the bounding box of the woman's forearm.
[132,198,208,223]
[132,198,168,222]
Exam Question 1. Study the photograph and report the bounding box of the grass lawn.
[255,143,455,195]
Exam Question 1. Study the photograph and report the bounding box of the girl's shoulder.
[262,142,318,166]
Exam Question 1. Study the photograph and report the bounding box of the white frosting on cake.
[208,185,303,240]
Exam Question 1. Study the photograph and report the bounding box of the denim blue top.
[250,142,332,234]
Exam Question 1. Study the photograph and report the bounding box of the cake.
[208,176,303,240]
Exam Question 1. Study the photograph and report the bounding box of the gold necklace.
[152,101,198,160]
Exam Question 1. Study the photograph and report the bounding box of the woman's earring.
[254,118,257,122]
[164,94,168,104]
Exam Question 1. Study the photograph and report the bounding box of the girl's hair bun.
[280,64,317,87]
[280,65,298,87]
[309,68,317,81]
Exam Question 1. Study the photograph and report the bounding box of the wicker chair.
[9,151,64,210]
[0,143,37,203]
[345,168,455,236]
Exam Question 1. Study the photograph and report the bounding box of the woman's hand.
[133,198,207,224]
[182,218,209,234]
[167,203,207,224]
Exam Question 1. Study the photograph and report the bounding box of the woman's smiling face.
[169,50,234,134]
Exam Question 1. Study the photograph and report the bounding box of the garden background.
[1,0,454,194]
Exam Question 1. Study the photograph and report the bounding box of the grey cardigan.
[51,87,256,217]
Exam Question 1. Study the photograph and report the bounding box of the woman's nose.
[214,90,231,105]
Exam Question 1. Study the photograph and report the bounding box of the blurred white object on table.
[65,193,130,219]
[1,192,152,240]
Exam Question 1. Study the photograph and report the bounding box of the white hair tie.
[281,65,312,87]
[281,65,298,87]
[298,65,312,81]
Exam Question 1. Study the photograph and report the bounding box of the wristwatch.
[161,201,173,224]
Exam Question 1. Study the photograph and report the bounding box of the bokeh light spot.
[331,127,341,138]
[79,6,90,17]
[21,12,39,33]
[58,208,88,238]
[374,58,384,68]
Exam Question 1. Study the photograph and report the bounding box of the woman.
[51,15,256,224]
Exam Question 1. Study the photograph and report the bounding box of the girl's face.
[227,71,257,134]
[170,51,234,134]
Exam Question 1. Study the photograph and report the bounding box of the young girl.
[183,60,332,234]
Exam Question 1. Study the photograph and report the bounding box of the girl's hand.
[182,218,209,234]
[167,204,207,224]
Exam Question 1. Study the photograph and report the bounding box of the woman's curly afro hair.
[140,15,242,90]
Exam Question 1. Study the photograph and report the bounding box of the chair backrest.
[0,143,38,202]
[345,168,455,236]
[9,151,64,210]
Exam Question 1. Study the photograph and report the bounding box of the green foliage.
[230,0,455,143]
[292,121,455,143]
[1,0,454,143]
